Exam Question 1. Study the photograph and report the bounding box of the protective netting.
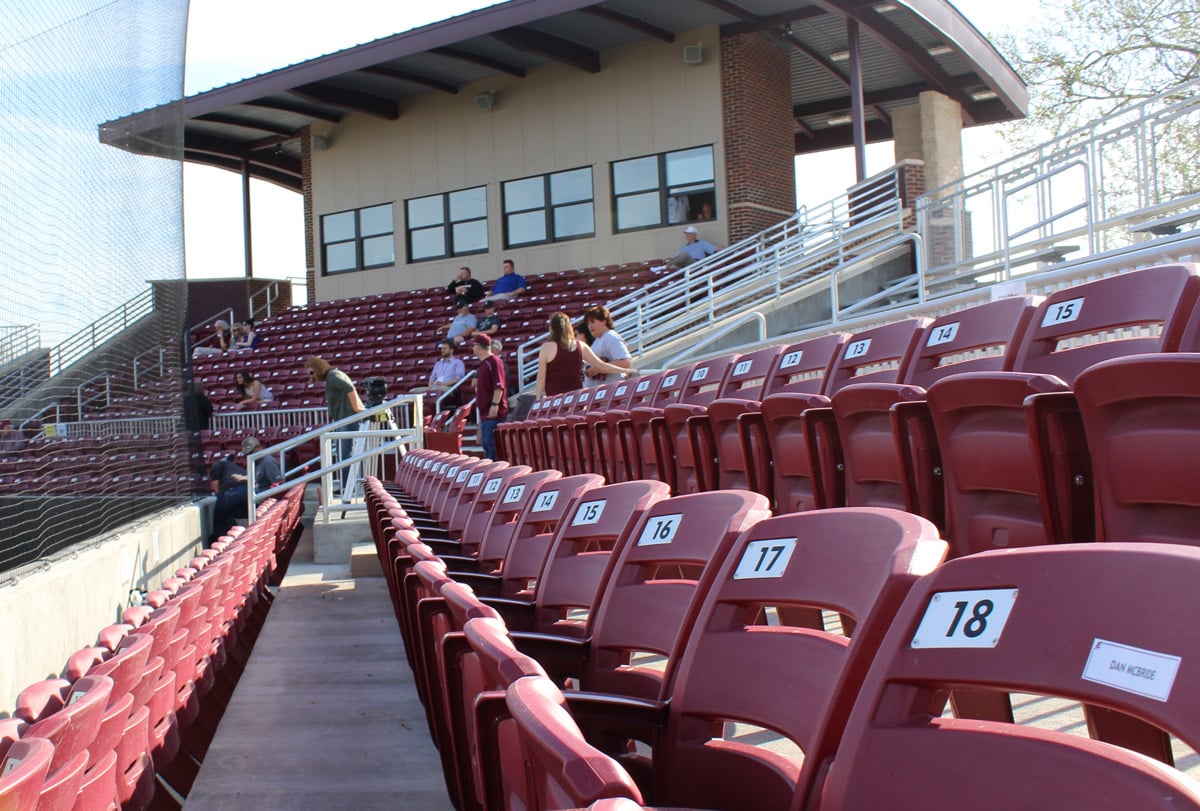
[0,1,189,575]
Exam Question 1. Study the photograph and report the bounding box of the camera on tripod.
[364,376,389,408]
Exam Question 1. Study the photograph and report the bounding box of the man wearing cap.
[666,225,719,269]
[209,436,284,542]
[475,300,502,339]
[472,333,508,459]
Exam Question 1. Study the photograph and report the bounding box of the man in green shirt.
[306,356,366,486]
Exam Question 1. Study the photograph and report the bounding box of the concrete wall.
[309,25,728,302]
[0,502,203,710]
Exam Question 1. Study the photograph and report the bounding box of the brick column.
[720,31,797,243]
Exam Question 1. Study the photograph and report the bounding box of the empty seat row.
[362,449,1200,810]
[0,486,306,810]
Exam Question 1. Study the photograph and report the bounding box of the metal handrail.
[0,324,41,366]
[435,369,476,415]
[513,181,908,388]
[49,288,156,376]
[239,394,425,524]
[918,77,1200,286]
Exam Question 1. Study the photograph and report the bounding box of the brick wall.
[720,31,796,243]
[301,128,315,305]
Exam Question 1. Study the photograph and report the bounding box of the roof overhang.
[100,0,1026,192]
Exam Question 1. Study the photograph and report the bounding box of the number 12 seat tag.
[910,588,1018,649]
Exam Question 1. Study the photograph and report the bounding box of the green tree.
[995,0,1198,137]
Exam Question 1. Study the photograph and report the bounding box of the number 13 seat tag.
[910,589,1018,649]
[733,538,797,579]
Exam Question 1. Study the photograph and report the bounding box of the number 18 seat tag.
[637,514,682,546]
[733,538,797,579]
[910,589,1018,649]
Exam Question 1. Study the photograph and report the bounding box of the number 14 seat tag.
[910,588,1018,649]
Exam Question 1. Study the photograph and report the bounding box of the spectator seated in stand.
[410,339,465,411]
[444,302,478,346]
[231,319,259,350]
[666,225,719,268]
[446,266,486,308]
[234,369,275,408]
[475,300,502,340]
[192,319,230,357]
[209,436,283,542]
[484,258,527,304]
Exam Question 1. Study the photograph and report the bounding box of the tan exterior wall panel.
[311,26,727,303]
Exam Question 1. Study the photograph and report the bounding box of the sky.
[182,0,1042,291]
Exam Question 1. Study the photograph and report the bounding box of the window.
[502,167,594,247]
[406,186,488,262]
[612,145,717,232]
[321,203,394,274]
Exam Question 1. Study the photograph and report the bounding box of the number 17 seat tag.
[733,538,797,579]
[910,588,1018,649]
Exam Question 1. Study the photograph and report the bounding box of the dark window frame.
[611,145,717,233]
[405,185,489,263]
[502,166,595,248]
[320,203,395,275]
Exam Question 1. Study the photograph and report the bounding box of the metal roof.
[100,0,1026,191]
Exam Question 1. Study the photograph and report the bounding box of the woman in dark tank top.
[535,311,638,397]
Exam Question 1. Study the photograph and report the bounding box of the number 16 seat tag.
[910,588,1018,649]
[733,538,797,579]
[637,514,683,546]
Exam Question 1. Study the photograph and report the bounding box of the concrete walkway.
[185,527,453,810]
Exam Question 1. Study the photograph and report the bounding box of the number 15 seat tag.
[733,538,797,579]
[910,589,1018,649]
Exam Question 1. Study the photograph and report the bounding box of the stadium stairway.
[183,497,455,809]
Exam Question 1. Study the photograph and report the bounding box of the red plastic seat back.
[659,508,946,811]
[825,318,930,395]
[0,737,54,810]
[926,371,1070,558]
[906,295,1038,388]
[676,354,739,406]
[1074,353,1200,545]
[648,364,695,408]
[496,473,606,599]
[1012,264,1200,384]
[818,543,1200,810]
[716,345,783,401]
[505,676,644,811]
[447,459,511,539]
[762,333,849,397]
[472,468,563,570]
[584,490,771,700]
[533,480,671,638]
[760,392,835,513]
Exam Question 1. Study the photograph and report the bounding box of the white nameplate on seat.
[468,473,484,487]
[1,757,20,776]
[663,374,678,387]
[614,385,628,397]
[910,589,1018,649]
[456,469,470,483]
[780,350,803,368]
[733,538,797,579]
[564,394,575,405]
[594,389,607,401]
[531,490,559,512]
[482,478,502,495]
[636,380,651,393]
[692,367,709,381]
[926,322,960,346]
[445,465,460,479]
[578,392,591,404]
[503,484,526,504]
[69,689,86,705]
[733,359,753,376]
[1082,639,1181,702]
[552,397,563,407]
[637,513,683,546]
[1041,297,1084,327]
[572,500,606,525]
[844,338,871,359]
